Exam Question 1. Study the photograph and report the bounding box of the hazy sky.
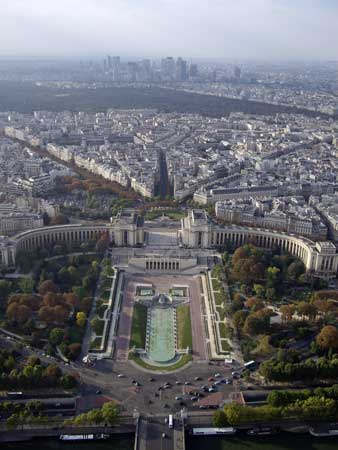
[1,0,337,61]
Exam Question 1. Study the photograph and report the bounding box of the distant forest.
[0,81,331,119]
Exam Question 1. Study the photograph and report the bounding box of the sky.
[1,0,337,61]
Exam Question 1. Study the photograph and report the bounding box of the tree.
[49,328,65,346]
[297,302,317,321]
[6,303,31,324]
[67,343,82,360]
[101,402,119,425]
[316,325,338,351]
[26,355,41,367]
[280,304,295,322]
[38,280,58,296]
[287,261,305,281]
[63,293,79,308]
[79,297,92,314]
[243,310,271,336]
[232,310,249,334]
[76,312,87,328]
[50,214,69,225]
[60,374,77,389]
[253,284,265,299]
[91,316,103,335]
[82,274,96,291]
[213,409,227,427]
[0,280,12,304]
[266,266,281,289]
[95,233,110,253]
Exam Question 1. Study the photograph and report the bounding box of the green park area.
[0,253,103,361]
[177,304,193,350]
[211,243,338,387]
[144,209,185,221]
[129,303,147,349]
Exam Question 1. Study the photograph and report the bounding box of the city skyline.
[1,0,338,61]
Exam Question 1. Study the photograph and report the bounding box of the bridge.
[135,415,185,450]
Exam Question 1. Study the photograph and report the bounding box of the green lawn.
[92,319,105,336]
[176,304,193,350]
[100,290,111,301]
[214,291,226,306]
[221,340,232,352]
[129,353,192,371]
[212,278,223,291]
[90,337,102,350]
[216,307,226,321]
[129,303,147,349]
[144,209,185,221]
[219,322,233,339]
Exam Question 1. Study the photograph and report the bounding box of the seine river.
[3,433,338,450]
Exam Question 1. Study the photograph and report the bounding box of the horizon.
[1,0,338,61]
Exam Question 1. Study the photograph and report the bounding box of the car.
[117,374,124,378]
[162,433,167,438]
[214,373,221,378]
[207,377,214,382]
[214,380,222,386]
[208,387,216,392]
[191,396,198,401]
[194,376,201,381]
[95,390,101,395]
[149,377,155,382]
[184,381,190,385]
[175,381,181,385]
[175,396,182,401]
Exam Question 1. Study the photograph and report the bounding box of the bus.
[7,392,23,398]
[168,414,174,429]
[192,428,236,436]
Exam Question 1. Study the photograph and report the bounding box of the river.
[3,433,338,450]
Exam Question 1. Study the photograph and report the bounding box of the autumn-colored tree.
[63,293,79,308]
[42,292,63,307]
[19,294,40,310]
[313,299,337,316]
[49,214,69,225]
[232,310,249,334]
[280,304,296,322]
[6,303,31,324]
[53,305,70,323]
[297,302,317,322]
[95,232,110,253]
[78,297,91,314]
[245,297,264,312]
[67,343,82,360]
[316,325,338,351]
[38,280,59,296]
[38,306,53,323]
[243,309,271,336]
[76,312,87,327]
